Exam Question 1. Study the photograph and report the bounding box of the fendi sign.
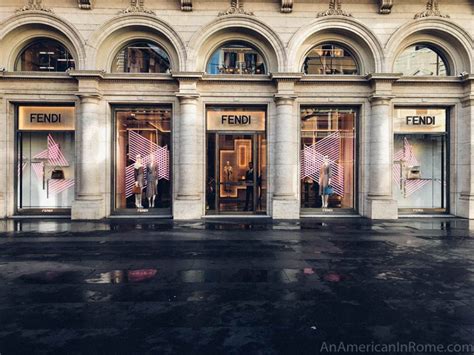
[394,108,446,133]
[19,106,75,131]
[207,111,265,131]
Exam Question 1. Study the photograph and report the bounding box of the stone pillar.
[366,96,398,219]
[0,95,6,218]
[174,94,202,219]
[457,76,474,218]
[71,93,105,219]
[272,95,299,219]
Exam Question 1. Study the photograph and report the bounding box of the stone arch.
[0,11,86,70]
[385,18,473,74]
[88,14,186,72]
[188,15,286,73]
[288,16,384,74]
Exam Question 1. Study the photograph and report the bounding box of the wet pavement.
[0,218,474,354]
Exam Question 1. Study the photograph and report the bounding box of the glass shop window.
[17,106,76,211]
[394,44,448,76]
[112,41,171,73]
[300,107,356,210]
[393,108,448,213]
[114,107,172,212]
[303,43,358,75]
[207,42,267,75]
[15,38,75,72]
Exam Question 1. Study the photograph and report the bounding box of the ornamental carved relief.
[281,0,293,13]
[16,0,53,13]
[119,0,155,15]
[181,0,192,11]
[414,0,450,19]
[317,0,352,18]
[378,0,393,14]
[78,0,93,9]
[219,0,254,16]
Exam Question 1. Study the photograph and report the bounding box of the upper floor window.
[207,42,266,75]
[15,38,75,72]
[394,44,448,76]
[303,43,358,75]
[112,41,171,73]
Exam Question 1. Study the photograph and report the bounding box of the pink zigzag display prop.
[300,131,344,196]
[49,179,75,195]
[125,131,170,198]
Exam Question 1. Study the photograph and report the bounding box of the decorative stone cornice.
[16,0,53,13]
[76,92,103,101]
[219,0,254,17]
[281,0,293,13]
[119,0,155,15]
[379,0,393,14]
[317,0,352,18]
[68,70,105,80]
[414,0,449,19]
[271,73,303,82]
[366,74,401,100]
[365,73,402,83]
[78,0,93,9]
[181,0,192,11]
[274,94,297,106]
[171,72,203,81]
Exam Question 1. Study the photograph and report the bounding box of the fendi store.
[0,0,472,221]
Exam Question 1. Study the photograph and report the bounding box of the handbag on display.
[132,185,142,194]
[407,166,421,180]
[51,168,65,180]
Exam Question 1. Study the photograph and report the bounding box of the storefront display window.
[206,107,267,214]
[303,43,358,75]
[394,44,448,76]
[112,41,171,73]
[207,42,266,75]
[17,106,75,212]
[15,38,75,72]
[114,107,171,213]
[300,107,356,210]
[393,108,447,213]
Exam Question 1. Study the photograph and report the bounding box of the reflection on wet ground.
[0,218,473,354]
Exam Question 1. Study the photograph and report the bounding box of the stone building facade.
[0,0,472,220]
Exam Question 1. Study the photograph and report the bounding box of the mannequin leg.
[321,196,325,208]
[138,193,143,208]
[135,194,140,208]
[148,197,151,208]
[152,195,155,207]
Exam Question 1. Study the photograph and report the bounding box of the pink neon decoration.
[125,131,170,198]
[300,131,345,196]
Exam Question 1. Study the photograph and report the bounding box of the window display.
[393,108,447,212]
[114,107,171,212]
[300,107,356,210]
[17,106,75,211]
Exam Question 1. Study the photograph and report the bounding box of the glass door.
[206,133,266,214]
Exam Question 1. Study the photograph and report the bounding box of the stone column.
[71,93,105,219]
[174,94,202,219]
[0,95,6,218]
[457,76,474,218]
[366,96,397,219]
[272,95,299,219]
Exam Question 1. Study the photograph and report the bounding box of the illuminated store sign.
[394,108,446,133]
[19,106,75,131]
[207,111,265,131]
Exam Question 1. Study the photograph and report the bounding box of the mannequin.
[319,155,332,208]
[134,154,144,208]
[223,160,233,194]
[146,160,158,207]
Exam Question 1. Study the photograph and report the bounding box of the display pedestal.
[272,198,299,220]
[366,197,398,219]
[71,197,105,220]
[173,197,202,220]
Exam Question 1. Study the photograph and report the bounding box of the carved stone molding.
[281,0,293,13]
[317,0,352,18]
[379,0,393,14]
[16,0,53,13]
[119,0,155,15]
[414,0,449,19]
[181,0,192,11]
[218,0,254,16]
[78,0,93,9]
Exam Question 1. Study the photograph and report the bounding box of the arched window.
[15,38,75,72]
[112,41,171,73]
[394,44,448,76]
[303,43,358,75]
[207,42,266,75]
